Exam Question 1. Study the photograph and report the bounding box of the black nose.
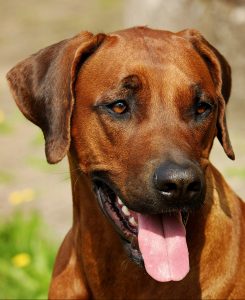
[153,161,204,203]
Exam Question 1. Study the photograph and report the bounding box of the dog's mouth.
[94,179,192,282]
[94,180,138,237]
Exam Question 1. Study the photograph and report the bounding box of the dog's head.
[7,27,234,282]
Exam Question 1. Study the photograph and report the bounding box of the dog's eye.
[196,101,212,115]
[108,100,128,115]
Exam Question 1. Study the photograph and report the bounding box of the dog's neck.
[67,153,240,298]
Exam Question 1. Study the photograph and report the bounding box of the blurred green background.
[0,0,244,298]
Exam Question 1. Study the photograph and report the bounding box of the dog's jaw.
[94,180,191,282]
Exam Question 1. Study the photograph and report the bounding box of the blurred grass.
[0,120,13,134]
[0,108,24,135]
[99,0,121,8]
[0,211,57,299]
[31,131,45,147]
[0,170,15,184]
[225,167,245,179]
[26,156,61,173]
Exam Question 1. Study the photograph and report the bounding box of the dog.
[7,27,245,299]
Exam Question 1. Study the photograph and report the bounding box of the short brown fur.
[7,27,244,299]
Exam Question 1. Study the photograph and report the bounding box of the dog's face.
[71,29,234,281]
[72,30,217,211]
[7,27,234,282]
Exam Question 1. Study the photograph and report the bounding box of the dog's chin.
[93,179,201,266]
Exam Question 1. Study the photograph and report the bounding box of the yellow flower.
[8,188,36,205]
[0,110,5,124]
[11,253,31,268]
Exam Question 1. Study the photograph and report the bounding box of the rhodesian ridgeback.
[7,27,245,299]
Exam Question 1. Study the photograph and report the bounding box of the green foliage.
[0,211,57,299]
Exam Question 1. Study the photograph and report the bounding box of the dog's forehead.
[101,28,200,67]
[75,27,214,103]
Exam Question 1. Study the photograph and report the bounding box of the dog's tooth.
[129,217,137,227]
[117,197,123,205]
[122,205,130,216]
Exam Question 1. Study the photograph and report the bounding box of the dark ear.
[178,29,235,160]
[6,32,106,164]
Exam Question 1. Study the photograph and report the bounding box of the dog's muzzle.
[92,160,206,283]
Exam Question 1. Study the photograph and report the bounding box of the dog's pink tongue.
[138,212,189,282]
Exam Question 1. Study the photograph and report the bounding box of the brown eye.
[196,101,212,115]
[109,101,128,114]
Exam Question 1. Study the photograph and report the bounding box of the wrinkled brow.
[192,83,211,101]
[120,74,142,91]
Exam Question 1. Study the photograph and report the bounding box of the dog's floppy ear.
[178,29,235,160]
[6,32,106,164]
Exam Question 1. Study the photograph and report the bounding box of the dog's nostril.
[187,181,201,192]
[154,161,204,203]
[161,182,178,193]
